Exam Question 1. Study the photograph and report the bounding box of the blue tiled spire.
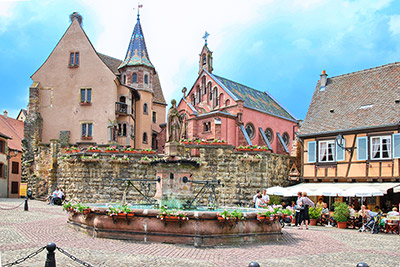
[119,13,154,69]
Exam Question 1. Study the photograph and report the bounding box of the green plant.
[105,145,118,151]
[107,204,132,216]
[231,210,245,220]
[333,202,349,222]
[309,207,322,219]
[158,206,189,221]
[269,195,282,205]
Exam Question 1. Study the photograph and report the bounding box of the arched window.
[245,123,255,139]
[213,87,218,107]
[144,74,149,84]
[207,82,211,96]
[225,99,230,106]
[123,75,126,84]
[119,96,126,103]
[143,103,148,114]
[282,132,290,146]
[132,73,137,83]
[191,94,195,106]
[265,128,273,143]
[197,86,201,104]
[202,76,206,94]
[143,132,147,143]
[202,54,206,65]
[219,93,224,107]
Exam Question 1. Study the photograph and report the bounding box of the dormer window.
[69,52,79,67]
[132,73,137,83]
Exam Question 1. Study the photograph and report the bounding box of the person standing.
[262,189,270,205]
[295,191,302,226]
[300,192,315,230]
[253,190,261,208]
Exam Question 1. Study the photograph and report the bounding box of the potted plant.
[333,202,349,229]
[81,153,99,162]
[309,207,322,225]
[105,145,119,153]
[121,147,136,153]
[158,206,189,222]
[87,145,101,153]
[217,209,232,222]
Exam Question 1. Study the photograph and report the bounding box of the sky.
[1,0,400,120]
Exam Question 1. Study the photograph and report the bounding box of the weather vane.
[203,31,210,45]
[135,2,143,17]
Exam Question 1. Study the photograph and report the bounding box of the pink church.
[177,43,299,154]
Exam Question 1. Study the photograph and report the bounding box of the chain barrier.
[2,246,46,267]
[56,247,94,267]
[0,201,25,211]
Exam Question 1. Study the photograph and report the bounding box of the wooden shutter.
[357,136,368,160]
[307,141,316,163]
[393,133,400,159]
[336,139,345,161]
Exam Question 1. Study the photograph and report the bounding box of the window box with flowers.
[122,147,136,153]
[257,208,275,221]
[194,138,208,145]
[107,205,134,224]
[87,145,102,153]
[105,146,119,153]
[65,146,80,153]
[217,209,245,223]
[110,154,130,164]
[81,153,99,163]
[81,134,93,140]
[211,138,228,145]
[63,202,91,215]
[158,206,189,224]
[138,156,152,164]
[140,148,156,154]
[236,145,252,151]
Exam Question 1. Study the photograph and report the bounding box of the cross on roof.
[202,31,210,45]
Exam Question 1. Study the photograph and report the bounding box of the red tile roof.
[0,115,24,151]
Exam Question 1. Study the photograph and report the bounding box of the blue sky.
[1,0,400,120]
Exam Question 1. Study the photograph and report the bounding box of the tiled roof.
[300,62,400,135]
[213,75,297,121]
[97,53,122,75]
[0,115,24,151]
[152,72,166,104]
[119,14,154,69]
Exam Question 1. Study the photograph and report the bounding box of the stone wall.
[54,145,295,206]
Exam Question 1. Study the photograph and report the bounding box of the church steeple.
[199,31,213,74]
[119,12,153,69]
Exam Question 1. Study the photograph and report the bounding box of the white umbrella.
[265,186,287,196]
[314,186,344,197]
[342,186,384,197]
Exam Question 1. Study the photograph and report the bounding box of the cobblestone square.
[1,199,399,267]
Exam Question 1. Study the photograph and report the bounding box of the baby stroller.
[359,211,382,234]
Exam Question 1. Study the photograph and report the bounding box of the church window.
[282,132,290,146]
[203,121,211,132]
[81,123,93,138]
[152,111,156,123]
[132,73,137,83]
[80,88,92,104]
[202,54,206,65]
[207,82,211,95]
[265,128,273,143]
[143,103,148,114]
[225,99,230,106]
[202,76,206,94]
[191,94,195,106]
[144,74,149,84]
[219,93,224,107]
[213,87,218,107]
[69,52,79,67]
[143,132,148,144]
[245,123,255,139]
[197,86,201,103]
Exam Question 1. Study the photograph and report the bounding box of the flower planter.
[257,215,266,221]
[123,151,136,154]
[110,159,130,164]
[141,151,155,154]
[83,209,91,215]
[105,150,119,153]
[309,219,317,226]
[88,149,102,153]
[81,158,100,163]
[115,212,134,218]
[337,221,347,229]
[211,142,228,145]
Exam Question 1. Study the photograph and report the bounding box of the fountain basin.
[67,207,282,247]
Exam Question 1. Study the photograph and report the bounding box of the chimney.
[320,70,328,91]
[3,110,7,119]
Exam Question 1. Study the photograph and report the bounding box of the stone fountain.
[67,100,282,247]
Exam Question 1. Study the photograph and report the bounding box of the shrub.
[333,202,349,222]
[309,207,322,219]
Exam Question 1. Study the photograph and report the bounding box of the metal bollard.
[24,196,29,211]
[45,243,57,267]
[356,263,369,267]
[249,262,260,267]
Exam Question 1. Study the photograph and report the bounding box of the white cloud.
[389,15,400,35]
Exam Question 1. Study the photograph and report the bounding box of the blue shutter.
[336,139,345,161]
[393,133,400,159]
[357,136,368,160]
[307,141,316,163]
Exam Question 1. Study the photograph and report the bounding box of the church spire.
[119,9,153,69]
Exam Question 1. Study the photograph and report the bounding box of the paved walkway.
[0,199,399,267]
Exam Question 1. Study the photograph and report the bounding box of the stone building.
[177,42,299,154]
[23,12,166,195]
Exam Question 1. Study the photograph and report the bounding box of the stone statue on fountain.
[165,99,185,157]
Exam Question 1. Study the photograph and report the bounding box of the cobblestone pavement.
[0,199,399,267]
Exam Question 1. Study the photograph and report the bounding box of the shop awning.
[268,182,400,197]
